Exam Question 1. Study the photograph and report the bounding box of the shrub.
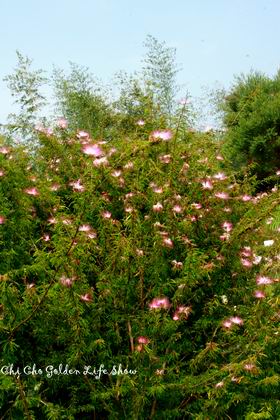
[221,71,280,184]
[0,121,279,419]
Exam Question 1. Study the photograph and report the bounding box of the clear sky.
[0,0,279,125]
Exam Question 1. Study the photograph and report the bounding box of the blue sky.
[0,0,279,125]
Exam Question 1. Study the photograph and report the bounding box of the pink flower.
[240,246,252,257]
[118,177,125,187]
[172,205,182,214]
[93,157,109,167]
[222,320,232,329]
[60,275,75,288]
[62,218,72,225]
[48,217,57,224]
[57,118,68,129]
[136,119,145,126]
[171,260,183,269]
[80,293,93,302]
[149,297,170,310]
[241,258,253,268]
[215,381,224,388]
[42,233,50,242]
[124,161,134,170]
[152,186,163,193]
[178,98,190,105]
[77,131,90,140]
[201,180,213,190]
[153,202,163,212]
[69,180,85,192]
[154,221,164,229]
[254,290,266,299]
[242,195,252,202]
[159,154,172,164]
[230,316,244,325]
[111,170,122,177]
[137,336,150,344]
[87,232,97,239]
[256,276,273,285]
[50,183,60,191]
[253,255,262,265]
[222,221,233,232]
[213,172,227,180]
[0,146,10,154]
[220,233,230,241]
[162,237,174,248]
[0,215,6,224]
[191,203,202,210]
[151,129,173,141]
[102,211,112,219]
[244,363,255,371]
[82,144,103,157]
[35,126,53,136]
[107,147,117,157]
[35,123,45,133]
[0,170,4,176]
[215,192,229,199]
[223,207,232,213]
[124,192,135,200]
[173,305,191,320]
[25,187,39,196]
[79,224,92,232]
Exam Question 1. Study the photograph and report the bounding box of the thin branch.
[127,320,134,352]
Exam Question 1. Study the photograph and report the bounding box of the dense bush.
[0,120,279,419]
[221,71,280,185]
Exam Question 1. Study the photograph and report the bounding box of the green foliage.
[142,34,181,117]
[221,71,280,183]
[113,71,163,135]
[53,62,114,138]
[113,35,188,134]
[3,51,47,143]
